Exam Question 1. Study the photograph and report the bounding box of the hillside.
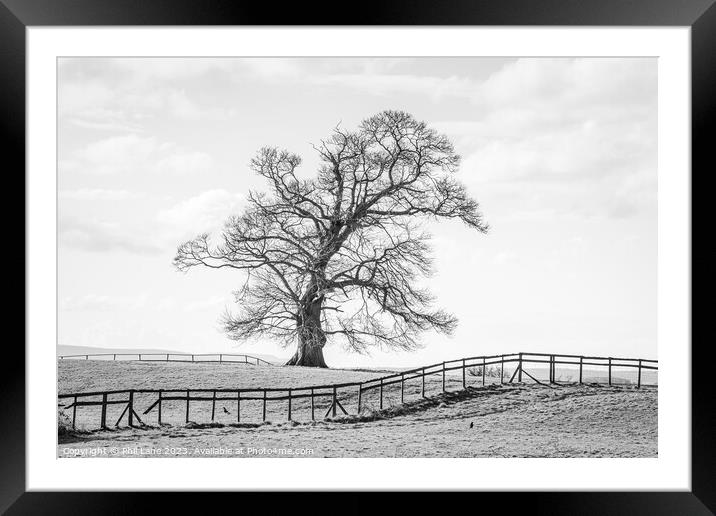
[59,381,657,458]
[58,359,656,458]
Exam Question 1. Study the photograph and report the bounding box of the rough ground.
[58,359,389,392]
[59,369,657,457]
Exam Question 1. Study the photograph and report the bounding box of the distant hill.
[57,344,284,365]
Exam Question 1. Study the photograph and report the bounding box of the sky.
[57,57,657,368]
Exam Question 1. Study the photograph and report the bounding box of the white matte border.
[27,27,691,491]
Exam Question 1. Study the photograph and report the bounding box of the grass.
[59,359,467,429]
[58,380,659,458]
[58,359,657,432]
[57,406,73,436]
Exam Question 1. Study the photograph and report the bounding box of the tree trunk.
[285,338,328,368]
[285,297,328,368]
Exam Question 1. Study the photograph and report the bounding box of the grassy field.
[59,360,467,428]
[58,359,657,458]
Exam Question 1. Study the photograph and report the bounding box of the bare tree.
[174,111,487,367]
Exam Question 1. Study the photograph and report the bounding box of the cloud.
[154,150,213,175]
[165,89,206,119]
[59,59,235,129]
[183,295,228,312]
[606,170,657,219]
[58,160,80,174]
[59,188,145,201]
[70,134,213,176]
[157,189,243,241]
[308,73,475,102]
[473,58,656,112]
[67,107,145,133]
[76,134,157,175]
[60,294,116,311]
[59,216,162,255]
[60,293,186,313]
[165,89,233,120]
[302,58,656,114]
[60,294,150,312]
[436,58,657,221]
[492,251,517,265]
[237,59,302,80]
[58,81,115,117]
[68,117,144,132]
[57,57,484,131]
[58,189,242,256]
[111,58,233,81]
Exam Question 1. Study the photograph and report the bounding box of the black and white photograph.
[56,56,659,459]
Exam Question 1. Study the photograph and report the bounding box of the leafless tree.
[173,111,487,367]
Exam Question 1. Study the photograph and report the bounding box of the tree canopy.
[174,110,487,367]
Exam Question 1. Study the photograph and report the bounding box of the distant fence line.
[58,353,274,366]
[59,352,658,431]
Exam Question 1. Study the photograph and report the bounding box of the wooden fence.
[58,352,274,366]
[58,352,657,431]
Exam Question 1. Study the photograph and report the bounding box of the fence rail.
[58,351,657,431]
[58,352,274,366]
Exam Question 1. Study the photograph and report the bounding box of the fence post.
[237,391,241,423]
[72,395,77,430]
[85,355,88,360]
[608,357,612,386]
[262,390,267,422]
[139,354,142,361]
[128,391,135,427]
[554,355,558,382]
[482,357,486,386]
[380,379,384,410]
[166,354,169,361]
[219,354,223,363]
[579,356,583,384]
[637,360,642,388]
[332,386,338,417]
[357,385,362,414]
[518,353,523,382]
[462,359,466,389]
[421,368,426,397]
[442,362,446,392]
[400,373,405,404]
[158,390,163,425]
[113,354,116,361]
[550,355,554,383]
[211,390,216,421]
[100,393,107,429]
[191,354,194,363]
[185,390,190,423]
[500,355,504,384]
[288,389,292,421]
[311,388,315,420]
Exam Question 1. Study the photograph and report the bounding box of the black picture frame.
[4,1,713,513]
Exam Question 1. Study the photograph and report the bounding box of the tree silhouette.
[174,111,487,367]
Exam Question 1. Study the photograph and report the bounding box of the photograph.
[56,56,658,459]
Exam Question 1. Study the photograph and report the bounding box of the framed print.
[5,0,714,513]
